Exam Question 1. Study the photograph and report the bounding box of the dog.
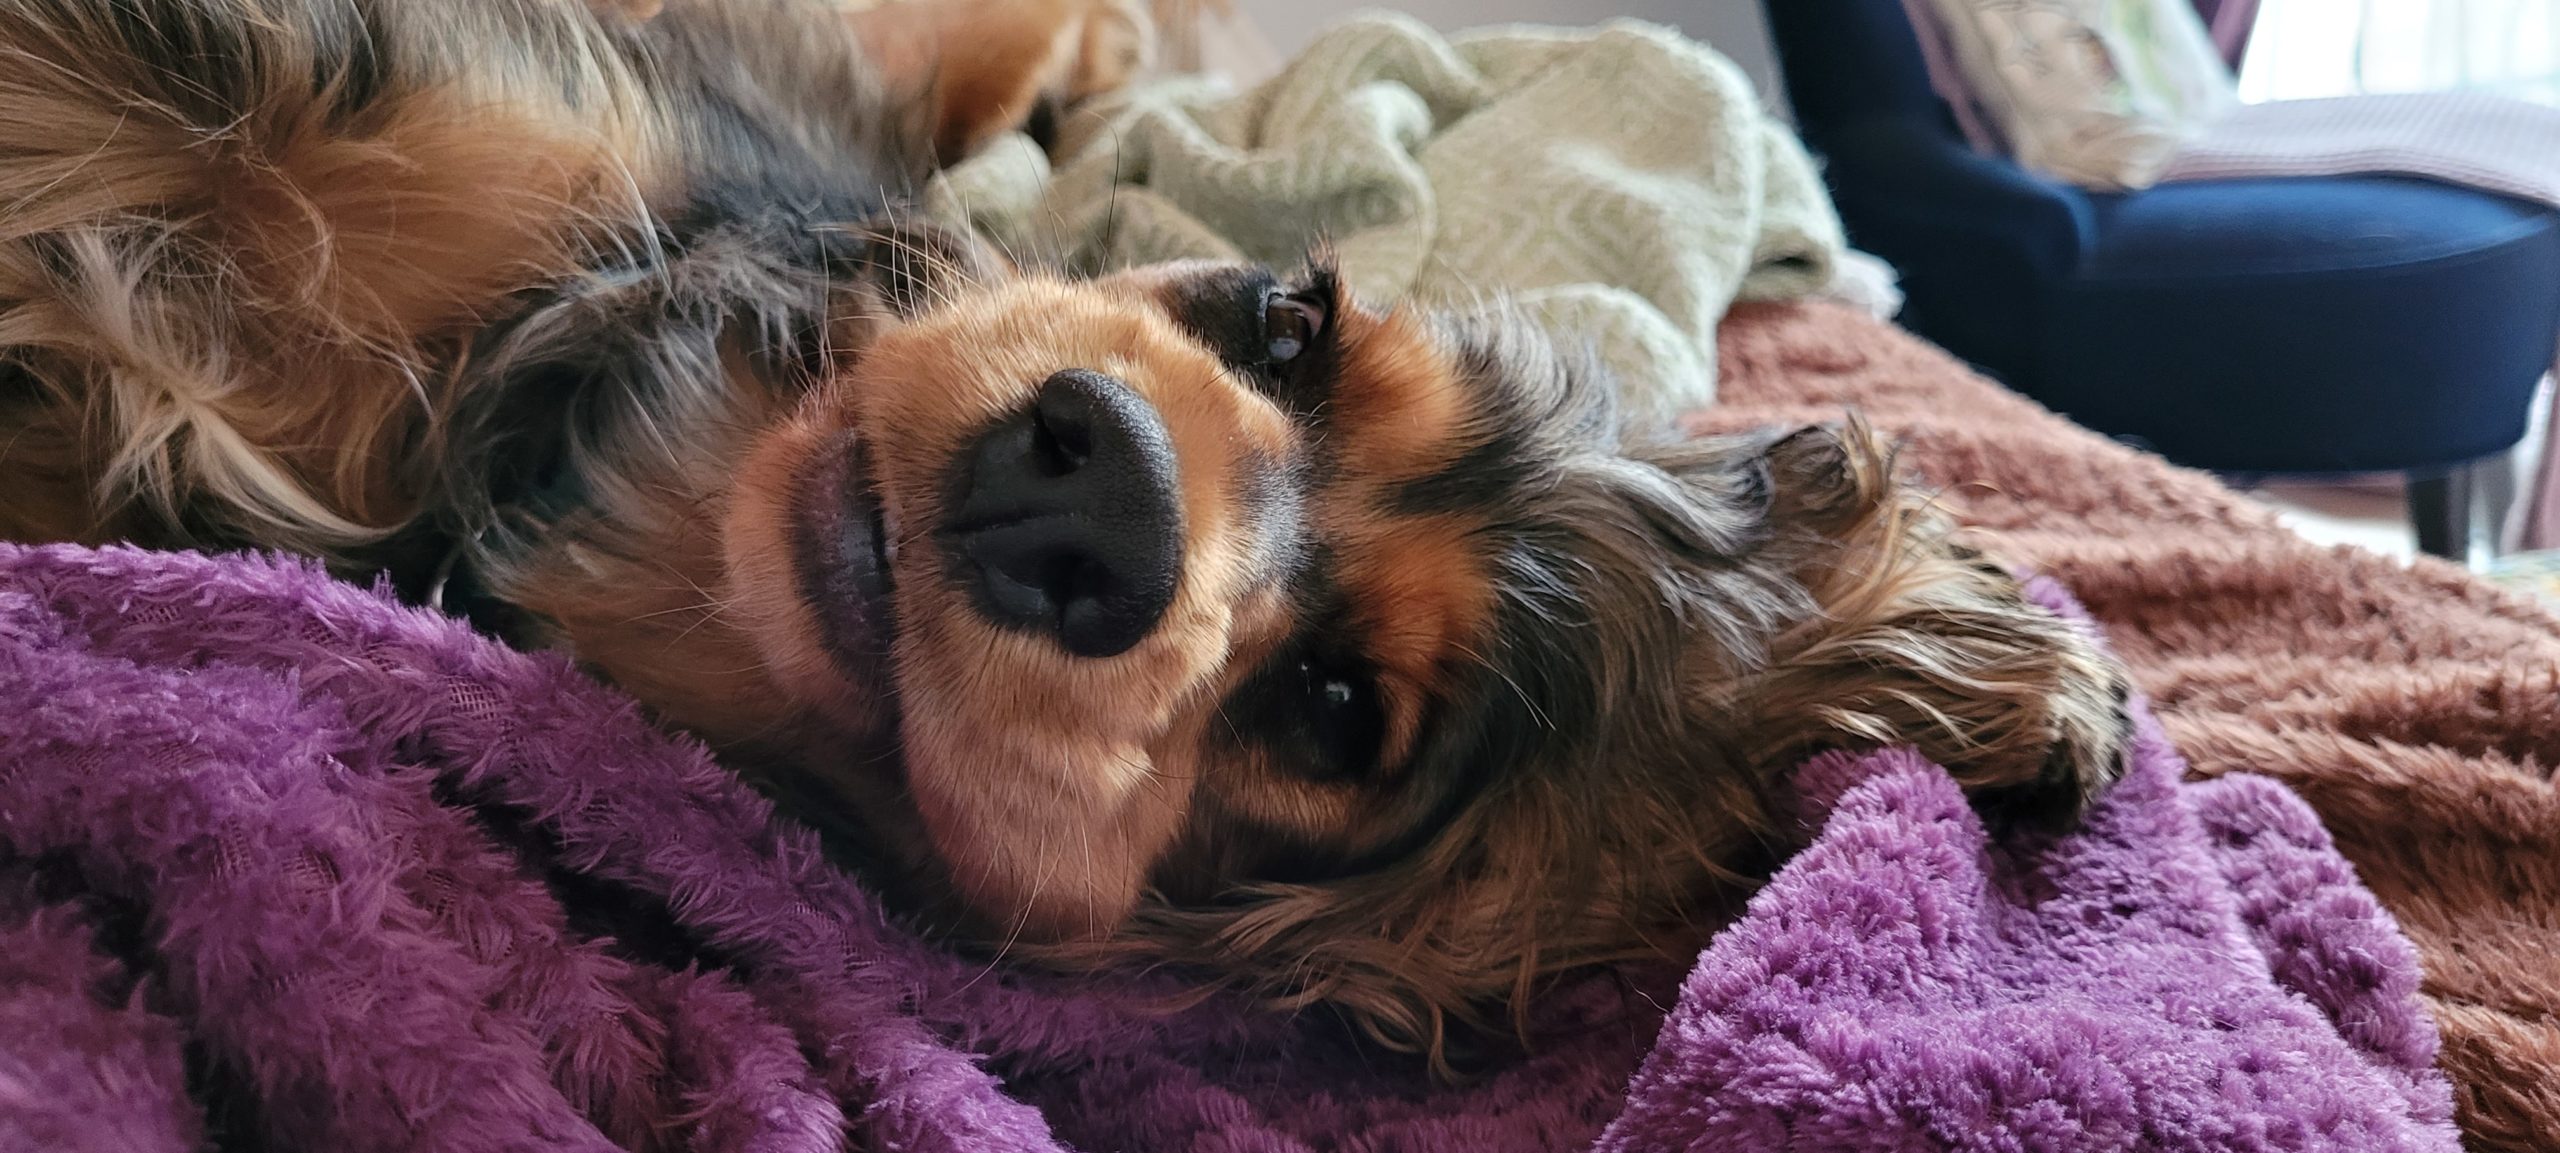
[0,0,2130,1065]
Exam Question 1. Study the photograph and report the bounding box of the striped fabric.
[2163,91,2560,203]
[2160,92,2560,550]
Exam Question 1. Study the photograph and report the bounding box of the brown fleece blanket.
[1704,301,2560,1151]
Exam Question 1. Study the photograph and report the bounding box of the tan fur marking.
[1335,512,1492,773]
[1326,306,1478,486]
[1318,300,1498,772]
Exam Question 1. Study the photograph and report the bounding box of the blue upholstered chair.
[1761,0,2560,558]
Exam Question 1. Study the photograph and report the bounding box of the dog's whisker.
[618,597,728,624]
[1450,640,1553,731]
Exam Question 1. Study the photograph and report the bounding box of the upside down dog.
[0,0,2130,1063]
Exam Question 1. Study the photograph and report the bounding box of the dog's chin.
[789,430,899,690]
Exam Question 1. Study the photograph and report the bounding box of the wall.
[1231,0,1788,110]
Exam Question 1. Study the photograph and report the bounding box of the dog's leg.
[849,0,1154,163]
[1735,423,2133,830]
[587,0,666,19]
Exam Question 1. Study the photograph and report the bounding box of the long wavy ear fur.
[1026,417,2127,1076]
[438,215,999,616]
[0,0,941,576]
[0,0,652,559]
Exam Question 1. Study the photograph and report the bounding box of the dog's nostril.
[1029,405,1090,476]
[944,369,1183,658]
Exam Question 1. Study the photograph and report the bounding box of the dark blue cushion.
[2080,176,2557,279]
[2039,177,2560,472]
[1808,117,2097,387]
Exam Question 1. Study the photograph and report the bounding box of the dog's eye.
[1261,290,1326,366]
[1226,641,1389,780]
[1294,657,1383,774]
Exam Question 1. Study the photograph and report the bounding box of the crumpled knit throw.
[925,13,1847,426]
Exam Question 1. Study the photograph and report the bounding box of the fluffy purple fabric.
[0,545,2455,1151]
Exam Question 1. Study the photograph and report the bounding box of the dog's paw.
[1061,0,1155,103]
[587,0,662,20]
[1954,630,2134,835]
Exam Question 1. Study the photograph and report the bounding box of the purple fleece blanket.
[0,542,2456,1152]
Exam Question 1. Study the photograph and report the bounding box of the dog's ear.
[427,244,778,622]
[435,216,1000,601]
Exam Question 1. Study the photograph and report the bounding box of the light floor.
[2252,478,2422,563]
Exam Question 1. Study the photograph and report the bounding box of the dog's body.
[0,0,2129,1062]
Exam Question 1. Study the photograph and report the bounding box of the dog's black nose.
[943,369,1183,658]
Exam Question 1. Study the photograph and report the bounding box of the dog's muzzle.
[939,369,1184,658]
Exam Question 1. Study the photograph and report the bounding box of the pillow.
[1901,0,2006,155]
[1921,0,2238,190]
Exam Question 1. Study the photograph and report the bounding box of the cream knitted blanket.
[925,13,1846,423]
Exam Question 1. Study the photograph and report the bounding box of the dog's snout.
[944,369,1183,657]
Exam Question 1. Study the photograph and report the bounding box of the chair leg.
[2480,450,2517,552]
[2410,470,2474,561]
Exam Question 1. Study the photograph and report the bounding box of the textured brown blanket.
[1704,302,2560,1151]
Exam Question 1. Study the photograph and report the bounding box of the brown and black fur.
[0,0,2129,1072]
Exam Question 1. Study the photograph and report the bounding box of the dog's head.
[720,251,1772,926]
[460,227,2119,1055]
